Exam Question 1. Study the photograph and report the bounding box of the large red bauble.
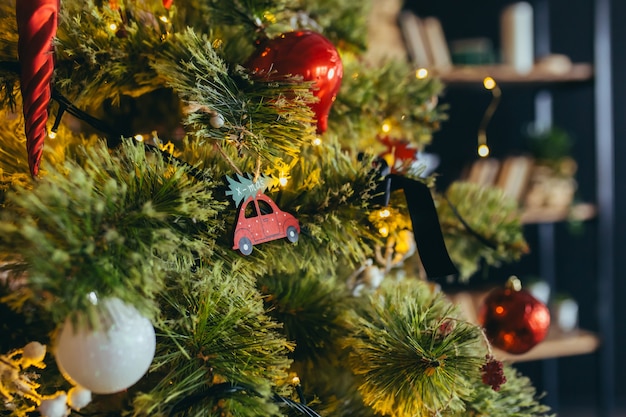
[245,30,343,134]
[478,278,551,354]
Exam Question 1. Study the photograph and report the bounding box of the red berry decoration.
[481,355,507,391]
[245,30,343,134]
[479,276,550,354]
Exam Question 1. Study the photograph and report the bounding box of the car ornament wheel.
[239,237,253,255]
[286,226,299,243]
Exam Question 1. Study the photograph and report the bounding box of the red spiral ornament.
[16,0,59,177]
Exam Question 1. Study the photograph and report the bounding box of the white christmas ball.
[54,297,156,394]
[210,113,225,128]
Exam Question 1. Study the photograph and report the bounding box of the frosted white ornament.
[21,341,46,368]
[38,392,68,417]
[54,297,156,394]
[67,386,92,411]
[210,113,225,128]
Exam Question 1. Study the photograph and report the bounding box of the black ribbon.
[375,171,458,280]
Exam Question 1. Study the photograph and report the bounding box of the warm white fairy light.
[48,131,57,139]
[279,175,288,187]
[87,291,98,304]
[379,226,389,237]
[312,137,322,146]
[159,15,168,23]
[381,122,391,133]
[478,143,490,157]
[415,68,429,79]
[483,76,497,90]
[379,209,391,218]
[109,23,117,31]
[134,134,144,142]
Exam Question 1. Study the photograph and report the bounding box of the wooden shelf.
[435,63,593,85]
[494,328,600,363]
[520,202,596,224]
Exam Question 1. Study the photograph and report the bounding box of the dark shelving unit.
[403,0,617,415]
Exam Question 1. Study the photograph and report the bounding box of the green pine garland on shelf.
[436,181,530,281]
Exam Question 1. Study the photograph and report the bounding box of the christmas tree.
[0,1,547,416]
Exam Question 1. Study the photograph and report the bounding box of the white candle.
[500,2,534,74]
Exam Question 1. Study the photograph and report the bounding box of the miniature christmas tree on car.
[0,0,548,416]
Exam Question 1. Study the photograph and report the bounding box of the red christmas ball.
[478,277,551,354]
[245,30,343,134]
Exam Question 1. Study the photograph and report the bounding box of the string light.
[483,76,497,90]
[87,291,98,304]
[49,104,67,139]
[263,11,277,24]
[379,226,389,237]
[279,174,288,187]
[290,374,306,406]
[381,122,391,134]
[134,134,144,142]
[312,137,322,146]
[415,68,429,79]
[477,76,501,158]
[379,209,391,218]
[159,15,168,23]
[109,23,117,32]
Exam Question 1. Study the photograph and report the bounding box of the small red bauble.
[245,30,343,134]
[479,276,551,354]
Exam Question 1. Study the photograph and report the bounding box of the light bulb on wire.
[415,68,429,79]
[477,76,501,158]
[279,173,289,187]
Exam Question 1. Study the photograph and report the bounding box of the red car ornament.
[233,191,300,255]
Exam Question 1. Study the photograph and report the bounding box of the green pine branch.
[436,181,529,281]
[258,269,352,362]
[329,57,447,151]
[343,279,487,417]
[132,263,293,417]
[458,366,554,417]
[152,28,317,165]
[0,138,226,325]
